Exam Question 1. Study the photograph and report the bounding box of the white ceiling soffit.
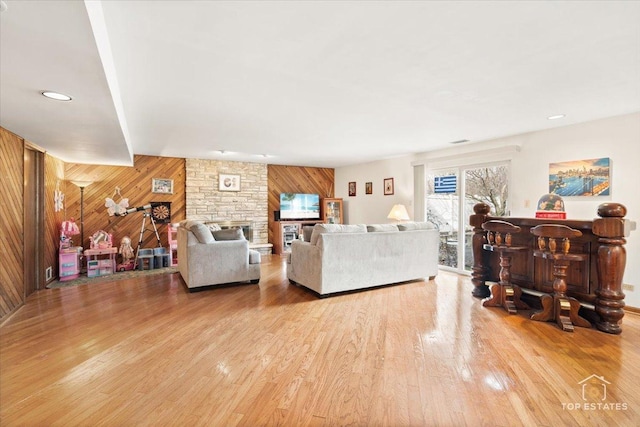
[1,1,639,168]
[0,0,132,165]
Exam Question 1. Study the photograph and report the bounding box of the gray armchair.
[177,221,261,291]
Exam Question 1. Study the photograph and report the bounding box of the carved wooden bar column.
[470,203,491,298]
[592,203,632,335]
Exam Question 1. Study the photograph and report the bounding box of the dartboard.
[152,203,171,223]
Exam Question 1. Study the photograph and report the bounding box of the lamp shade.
[387,204,410,221]
[70,180,93,189]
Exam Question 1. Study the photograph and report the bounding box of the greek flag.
[434,175,457,194]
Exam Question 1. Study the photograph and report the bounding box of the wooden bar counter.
[470,202,635,334]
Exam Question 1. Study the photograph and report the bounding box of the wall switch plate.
[622,284,634,292]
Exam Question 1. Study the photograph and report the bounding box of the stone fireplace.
[185,159,272,255]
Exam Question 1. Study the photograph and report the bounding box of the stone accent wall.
[185,159,268,244]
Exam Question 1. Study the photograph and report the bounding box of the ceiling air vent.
[449,139,469,145]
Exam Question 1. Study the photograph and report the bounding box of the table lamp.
[387,204,410,222]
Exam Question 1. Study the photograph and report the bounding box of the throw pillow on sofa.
[366,224,399,232]
[212,228,244,241]
[309,223,367,245]
[188,222,216,244]
[180,219,201,230]
[397,221,437,231]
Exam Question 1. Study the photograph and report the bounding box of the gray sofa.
[177,220,261,291]
[287,222,439,296]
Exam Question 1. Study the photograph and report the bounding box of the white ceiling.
[1,1,639,168]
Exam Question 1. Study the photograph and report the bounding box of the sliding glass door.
[426,163,509,273]
[426,169,459,269]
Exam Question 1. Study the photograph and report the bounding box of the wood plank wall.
[64,155,186,256]
[0,127,25,319]
[1,141,332,321]
[267,165,334,244]
[44,154,65,282]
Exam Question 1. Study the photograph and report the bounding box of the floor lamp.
[71,180,93,249]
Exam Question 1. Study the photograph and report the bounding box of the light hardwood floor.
[1,255,639,426]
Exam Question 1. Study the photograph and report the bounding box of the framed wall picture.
[348,181,356,197]
[549,157,610,196]
[384,178,394,195]
[365,182,372,195]
[219,173,241,192]
[151,178,174,194]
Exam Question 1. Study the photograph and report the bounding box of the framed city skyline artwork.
[549,157,610,197]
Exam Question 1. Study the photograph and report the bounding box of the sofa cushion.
[189,222,216,244]
[367,224,399,232]
[212,228,244,241]
[397,221,437,231]
[309,223,367,245]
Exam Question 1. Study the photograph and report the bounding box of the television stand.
[272,220,322,254]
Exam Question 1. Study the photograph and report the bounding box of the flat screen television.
[280,193,320,220]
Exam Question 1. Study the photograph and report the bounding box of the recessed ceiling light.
[41,91,72,101]
[548,114,565,120]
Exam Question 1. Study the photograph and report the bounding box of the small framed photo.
[151,178,174,194]
[365,182,372,195]
[384,178,394,195]
[348,181,356,197]
[219,173,241,192]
